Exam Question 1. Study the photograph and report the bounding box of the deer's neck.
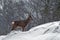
[25,18,31,24]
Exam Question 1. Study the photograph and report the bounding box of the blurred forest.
[0,0,60,35]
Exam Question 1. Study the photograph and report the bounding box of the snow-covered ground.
[0,21,60,40]
[0,35,6,40]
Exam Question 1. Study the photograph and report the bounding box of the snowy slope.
[1,21,60,40]
[0,35,6,40]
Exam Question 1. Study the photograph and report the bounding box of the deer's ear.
[12,21,15,24]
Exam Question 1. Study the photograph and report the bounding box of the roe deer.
[11,15,32,31]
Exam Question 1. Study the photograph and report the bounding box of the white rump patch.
[12,22,14,24]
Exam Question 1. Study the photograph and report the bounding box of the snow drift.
[1,21,60,40]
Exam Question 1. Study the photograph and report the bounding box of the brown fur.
[11,15,32,31]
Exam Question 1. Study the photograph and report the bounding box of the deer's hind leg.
[12,25,17,30]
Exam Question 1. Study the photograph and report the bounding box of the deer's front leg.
[22,27,25,31]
